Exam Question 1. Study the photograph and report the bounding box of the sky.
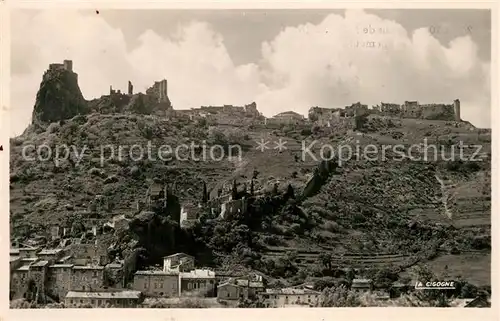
[10,9,492,136]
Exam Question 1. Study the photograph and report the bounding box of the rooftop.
[31,260,49,267]
[163,252,194,259]
[265,288,320,295]
[179,269,215,279]
[235,280,264,288]
[57,255,73,263]
[135,270,178,276]
[16,265,31,271]
[72,265,104,270]
[21,258,38,263]
[352,279,373,284]
[38,249,64,255]
[49,264,74,268]
[18,246,40,252]
[65,291,142,300]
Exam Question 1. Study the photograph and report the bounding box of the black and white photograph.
[5,4,493,312]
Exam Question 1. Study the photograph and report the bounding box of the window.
[91,300,95,305]
[159,283,163,288]
[97,300,101,306]
[80,300,83,304]
[227,293,230,298]
[144,283,147,289]
[154,283,157,289]
[188,283,192,290]
[70,300,73,304]
[201,283,205,288]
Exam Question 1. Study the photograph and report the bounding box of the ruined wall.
[420,104,455,120]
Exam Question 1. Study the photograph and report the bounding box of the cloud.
[10,9,491,136]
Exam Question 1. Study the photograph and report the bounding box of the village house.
[64,290,143,308]
[351,278,373,292]
[71,265,105,291]
[179,203,202,227]
[179,269,216,297]
[132,270,179,297]
[46,263,74,300]
[258,287,321,308]
[220,197,248,219]
[163,253,195,272]
[217,278,264,301]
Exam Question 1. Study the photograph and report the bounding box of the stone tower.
[128,81,133,95]
[158,79,168,103]
[63,60,73,72]
[453,99,461,121]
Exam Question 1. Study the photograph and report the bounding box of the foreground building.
[258,287,321,308]
[64,290,143,308]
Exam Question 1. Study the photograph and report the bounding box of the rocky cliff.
[32,68,88,125]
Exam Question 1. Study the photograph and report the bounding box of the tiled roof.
[265,288,320,295]
[65,291,142,299]
[39,248,64,255]
[49,264,74,268]
[163,252,194,259]
[180,269,215,279]
[31,260,49,267]
[135,270,178,276]
[16,265,31,271]
[73,265,104,270]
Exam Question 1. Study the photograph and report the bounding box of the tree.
[202,181,208,204]
[319,253,333,271]
[250,179,254,196]
[232,180,238,200]
[284,184,295,200]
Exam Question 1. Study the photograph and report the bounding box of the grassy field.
[425,252,490,287]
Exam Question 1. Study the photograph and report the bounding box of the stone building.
[380,102,401,114]
[220,197,248,219]
[146,183,167,209]
[132,270,179,297]
[351,278,373,292]
[179,269,216,297]
[402,101,420,117]
[64,290,143,308]
[49,60,73,73]
[146,79,170,105]
[217,278,264,301]
[163,253,195,273]
[270,111,305,125]
[179,203,202,227]
[46,263,74,300]
[258,287,321,308]
[71,265,105,291]
[345,102,369,117]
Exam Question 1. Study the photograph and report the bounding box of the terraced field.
[262,246,414,270]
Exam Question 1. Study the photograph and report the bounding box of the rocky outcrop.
[31,68,88,124]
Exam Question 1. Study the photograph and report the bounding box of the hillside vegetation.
[9,68,491,290]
